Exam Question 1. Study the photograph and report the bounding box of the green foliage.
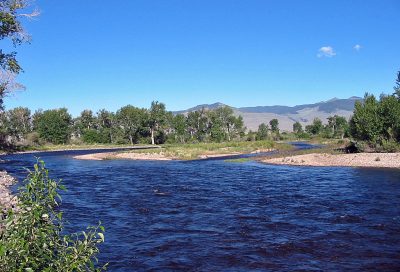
[327,115,348,139]
[306,118,323,135]
[256,123,269,140]
[0,160,106,271]
[5,106,32,142]
[393,70,400,99]
[116,105,147,145]
[350,94,382,143]
[148,101,167,145]
[348,74,400,151]
[0,0,37,110]
[292,121,303,134]
[82,129,102,144]
[269,119,279,133]
[33,108,72,144]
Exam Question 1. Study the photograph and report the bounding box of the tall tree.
[306,118,323,135]
[0,0,39,110]
[97,109,115,143]
[148,101,167,145]
[34,108,72,144]
[393,70,400,99]
[187,109,208,142]
[256,123,269,140]
[327,115,348,139]
[350,93,382,143]
[79,109,96,130]
[6,106,31,141]
[293,121,303,134]
[269,119,279,133]
[172,114,188,143]
[116,105,146,145]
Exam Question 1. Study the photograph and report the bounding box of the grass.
[224,158,251,163]
[12,143,141,152]
[123,141,292,160]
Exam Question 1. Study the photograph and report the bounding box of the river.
[1,144,400,271]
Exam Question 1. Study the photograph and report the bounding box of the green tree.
[0,161,106,271]
[256,123,269,140]
[116,105,146,145]
[187,109,208,142]
[148,101,167,145]
[306,118,323,135]
[172,114,188,143]
[0,0,38,110]
[96,109,115,143]
[34,108,72,144]
[269,119,279,133]
[327,115,348,139]
[393,70,400,99]
[349,94,383,143]
[293,121,303,134]
[378,94,400,142]
[214,106,236,141]
[5,106,31,141]
[79,109,96,130]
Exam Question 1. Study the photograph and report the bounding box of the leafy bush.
[377,140,400,153]
[26,132,41,146]
[0,161,107,271]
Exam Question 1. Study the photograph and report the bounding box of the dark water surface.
[1,145,400,271]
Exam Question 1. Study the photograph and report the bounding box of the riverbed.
[1,146,400,271]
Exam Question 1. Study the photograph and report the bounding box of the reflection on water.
[1,147,400,271]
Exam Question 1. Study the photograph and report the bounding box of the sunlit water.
[1,144,400,271]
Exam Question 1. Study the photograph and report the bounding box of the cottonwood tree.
[6,106,31,141]
[0,0,39,110]
[97,109,115,143]
[327,115,348,139]
[172,114,188,143]
[187,109,208,142]
[148,101,167,145]
[293,121,303,134]
[116,105,146,145]
[256,123,269,140]
[34,108,72,144]
[394,70,400,99]
[350,94,382,143]
[269,119,279,133]
[306,118,323,135]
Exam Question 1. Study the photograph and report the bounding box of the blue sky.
[4,0,400,115]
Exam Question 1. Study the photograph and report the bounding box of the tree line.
[348,71,400,151]
[0,102,246,146]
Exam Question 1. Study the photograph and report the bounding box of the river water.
[1,144,400,271]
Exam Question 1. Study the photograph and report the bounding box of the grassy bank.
[2,143,139,153]
[122,141,292,160]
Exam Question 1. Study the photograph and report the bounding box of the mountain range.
[174,96,363,131]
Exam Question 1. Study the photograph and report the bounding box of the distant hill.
[174,102,229,114]
[174,96,363,131]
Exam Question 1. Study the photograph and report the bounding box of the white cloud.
[317,46,336,58]
[353,44,362,51]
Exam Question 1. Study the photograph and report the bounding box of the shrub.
[0,161,107,271]
[26,132,41,146]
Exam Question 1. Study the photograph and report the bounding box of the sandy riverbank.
[74,148,276,161]
[74,152,173,161]
[263,152,400,168]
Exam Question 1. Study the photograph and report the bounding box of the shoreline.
[0,171,18,227]
[262,152,400,169]
[0,145,159,155]
[74,151,173,161]
[74,148,276,161]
